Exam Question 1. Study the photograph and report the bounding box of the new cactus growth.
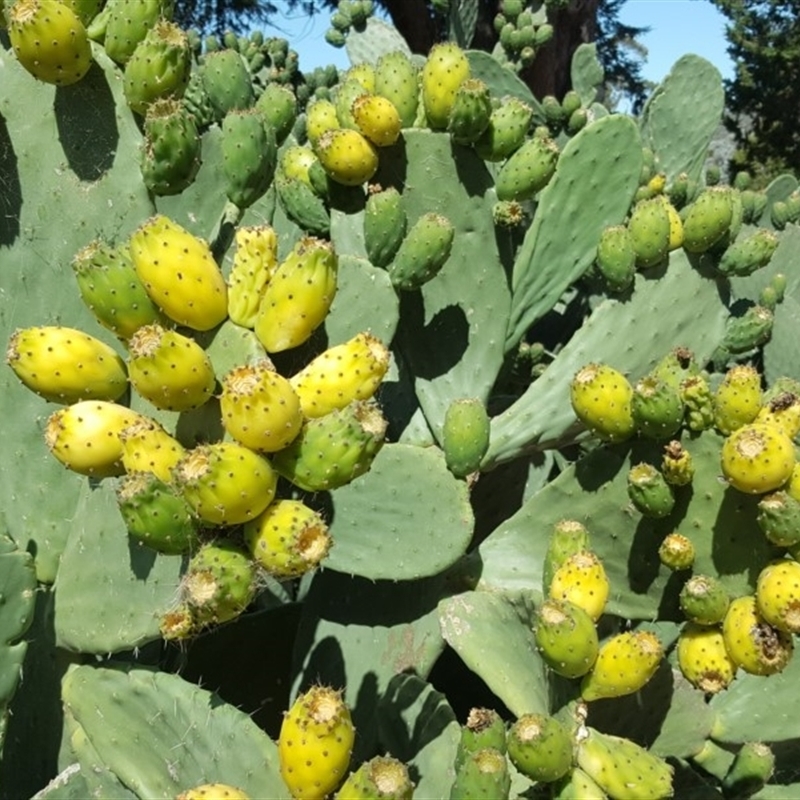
[279,684,355,799]
[387,212,455,291]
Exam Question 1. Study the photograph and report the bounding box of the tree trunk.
[381,0,438,54]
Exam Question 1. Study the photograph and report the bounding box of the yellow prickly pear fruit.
[176,783,250,799]
[244,498,332,579]
[658,195,684,250]
[548,550,609,622]
[755,559,800,634]
[254,236,338,353]
[219,361,303,452]
[755,390,800,440]
[289,332,390,418]
[344,62,376,94]
[720,422,795,494]
[421,41,470,129]
[6,325,128,404]
[127,324,216,412]
[119,416,185,483]
[129,214,228,332]
[722,595,793,676]
[580,630,664,701]
[676,623,737,694]
[352,94,402,147]
[713,364,762,435]
[315,128,379,187]
[227,224,279,329]
[279,685,355,799]
[8,0,92,86]
[306,98,340,147]
[570,363,635,443]
[45,400,143,477]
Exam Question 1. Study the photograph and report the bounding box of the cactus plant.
[4,6,800,799]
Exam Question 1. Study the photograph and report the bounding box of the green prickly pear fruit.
[221,108,277,209]
[501,0,524,19]
[173,441,277,526]
[576,727,673,800]
[72,239,166,340]
[334,78,369,130]
[271,399,387,492]
[388,212,455,291]
[199,48,254,119]
[630,375,684,440]
[474,97,533,162]
[116,471,200,555]
[140,98,202,196]
[627,196,671,269]
[337,755,413,800]
[771,200,790,230]
[492,200,526,228]
[306,98,341,146]
[127,324,215,412]
[722,594,793,676]
[275,176,331,238]
[278,685,355,800]
[680,574,730,626]
[679,374,715,432]
[254,235,338,353]
[129,214,228,332]
[374,50,419,129]
[255,82,297,145]
[352,94,402,147]
[454,707,507,772]
[45,400,143,477]
[567,107,588,135]
[219,361,303,453]
[720,304,774,354]
[534,598,599,679]
[244,498,332,579]
[682,185,736,253]
[713,364,762,435]
[449,747,509,800]
[755,559,800,633]
[548,550,609,622]
[658,532,695,571]
[441,398,491,478]
[757,491,800,547]
[676,622,737,694]
[506,714,572,783]
[542,95,566,131]
[103,0,172,65]
[181,67,216,129]
[718,228,779,277]
[720,422,795,494]
[495,131,559,202]
[421,41,470,130]
[315,128,379,187]
[122,20,190,115]
[447,78,492,145]
[569,363,635,443]
[550,766,606,800]
[289,332,390,419]
[651,346,699,391]
[159,602,197,642]
[58,0,102,27]
[580,630,663,701]
[344,62,376,93]
[363,186,407,268]
[177,784,250,800]
[661,439,694,486]
[543,519,590,591]
[595,225,636,293]
[722,742,775,798]
[181,539,258,627]
[119,416,185,483]
[8,0,92,86]
[279,145,318,186]
[6,325,128,404]
[227,225,279,329]
[627,463,675,518]
[561,89,582,117]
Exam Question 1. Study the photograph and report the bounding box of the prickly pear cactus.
[3,2,800,798]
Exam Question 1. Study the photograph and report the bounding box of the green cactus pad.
[61,664,289,797]
[439,591,548,718]
[324,443,473,580]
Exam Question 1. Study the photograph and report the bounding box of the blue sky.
[261,1,734,84]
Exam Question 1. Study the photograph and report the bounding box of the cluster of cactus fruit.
[5,0,800,797]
